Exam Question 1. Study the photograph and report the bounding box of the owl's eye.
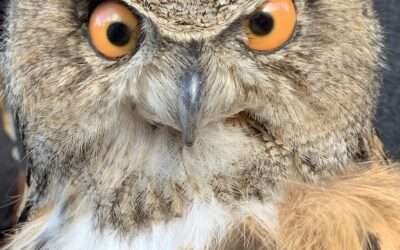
[245,0,297,52]
[89,1,140,59]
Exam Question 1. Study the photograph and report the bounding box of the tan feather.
[4,204,54,250]
[219,164,400,250]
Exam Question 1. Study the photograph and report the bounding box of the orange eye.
[89,1,140,59]
[245,0,297,52]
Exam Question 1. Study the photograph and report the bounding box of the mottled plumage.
[0,0,395,249]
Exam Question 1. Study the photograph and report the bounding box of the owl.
[1,0,400,249]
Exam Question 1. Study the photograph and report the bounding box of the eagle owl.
[2,0,400,249]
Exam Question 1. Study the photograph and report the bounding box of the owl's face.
[2,0,381,184]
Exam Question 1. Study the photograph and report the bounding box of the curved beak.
[177,69,203,147]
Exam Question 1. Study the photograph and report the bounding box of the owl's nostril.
[177,68,203,147]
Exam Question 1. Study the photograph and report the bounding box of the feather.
[219,164,400,250]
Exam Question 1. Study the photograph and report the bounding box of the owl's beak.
[178,69,203,147]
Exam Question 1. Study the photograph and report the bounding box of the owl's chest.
[58,119,291,233]
[26,200,276,250]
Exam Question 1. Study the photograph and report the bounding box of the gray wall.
[374,0,400,159]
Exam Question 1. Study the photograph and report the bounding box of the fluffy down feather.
[5,164,400,250]
[219,164,400,250]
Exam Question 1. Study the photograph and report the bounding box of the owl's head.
[1,0,382,179]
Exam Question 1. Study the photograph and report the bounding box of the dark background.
[374,0,400,159]
[0,0,399,237]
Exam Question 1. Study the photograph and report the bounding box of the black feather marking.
[365,233,381,250]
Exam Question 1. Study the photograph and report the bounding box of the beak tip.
[182,131,195,147]
[184,141,194,147]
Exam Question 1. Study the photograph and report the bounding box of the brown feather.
[220,165,400,250]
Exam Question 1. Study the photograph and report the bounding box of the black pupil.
[107,22,132,46]
[249,12,274,36]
